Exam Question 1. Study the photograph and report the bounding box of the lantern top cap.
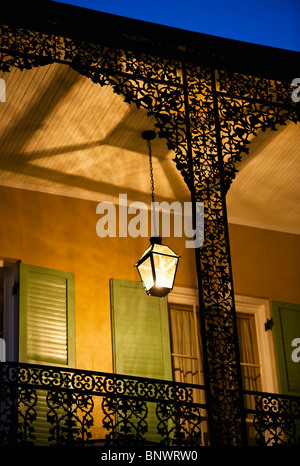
[150,235,162,245]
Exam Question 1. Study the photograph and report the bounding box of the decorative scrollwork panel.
[0,362,207,446]
[252,395,300,446]
[157,402,203,447]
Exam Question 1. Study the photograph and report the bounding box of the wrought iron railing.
[0,362,208,446]
[1,362,300,446]
[243,389,300,446]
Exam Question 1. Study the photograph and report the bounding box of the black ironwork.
[1,362,300,447]
[0,362,207,446]
[243,389,300,446]
[0,10,299,446]
[265,317,274,332]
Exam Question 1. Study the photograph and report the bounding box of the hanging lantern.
[135,131,180,298]
[135,236,179,297]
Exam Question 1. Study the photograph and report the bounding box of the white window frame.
[234,295,277,393]
[169,287,278,393]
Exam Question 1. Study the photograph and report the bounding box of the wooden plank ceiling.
[0,62,299,234]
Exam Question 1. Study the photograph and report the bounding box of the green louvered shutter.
[110,279,172,379]
[19,264,75,367]
[18,264,75,445]
[270,301,300,445]
[270,301,300,396]
[110,279,173,443]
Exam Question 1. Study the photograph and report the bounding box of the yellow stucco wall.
[0,186,197,373]
[0,185,299,372]
[229,223,300,305]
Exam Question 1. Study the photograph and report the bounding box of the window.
[235,295,277,393]
[168,301,208,444]
[237,313,262,392]
[168,304,264,391]
[111,281,284,446]
[168,289,277,394]
[111,281,276,393]
[168,303,202,386]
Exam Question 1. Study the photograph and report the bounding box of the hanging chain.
[148,139,155,204]
[147,138,158,237]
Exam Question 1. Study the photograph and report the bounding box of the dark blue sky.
[54,0,300,52]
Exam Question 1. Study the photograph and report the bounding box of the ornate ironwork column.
[180,64,300,445]
[179,62,247,445]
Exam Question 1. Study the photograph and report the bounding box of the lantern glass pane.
[138,256,154,291]
[153,253,178,289]
[152,244,177,257]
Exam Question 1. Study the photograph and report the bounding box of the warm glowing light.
[135,236,179,297]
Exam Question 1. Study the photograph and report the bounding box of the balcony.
[0,362,208,446]
[1,362,299,447]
